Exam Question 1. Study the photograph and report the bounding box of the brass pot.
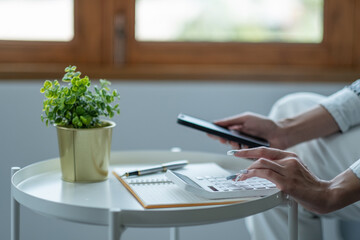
[56,120,115,182]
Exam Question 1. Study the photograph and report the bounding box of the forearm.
[295,169,360,214]
[277,105,340,148]
[234,148,360,214]
[325,169,360,213]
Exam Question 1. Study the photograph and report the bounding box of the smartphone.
[177,113,269,148]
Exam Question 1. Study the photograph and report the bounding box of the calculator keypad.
[197,176,277,192]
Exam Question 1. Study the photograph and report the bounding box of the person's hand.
[232,147,360,214]
[233,147,329,213]
[208,112,289,149]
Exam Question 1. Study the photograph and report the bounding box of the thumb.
[228,125,243,131]
[214,114,245,127]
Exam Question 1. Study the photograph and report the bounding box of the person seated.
[208,80,360,240]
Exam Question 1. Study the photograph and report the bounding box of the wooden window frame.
[126,0,353,66]
[0,0,113,76]
[0,0,360,81]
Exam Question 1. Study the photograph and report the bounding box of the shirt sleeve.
[319,80,360,132]
[350,159,360,179]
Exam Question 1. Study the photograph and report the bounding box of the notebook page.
[113,163,255,208]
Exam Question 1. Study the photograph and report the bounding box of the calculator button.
[266,183,276,188]
[215,177,227,181]
[234,182,248,186]
[223,183,235,187]
[228,186,245,190]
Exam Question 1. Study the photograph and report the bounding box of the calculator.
[165,170,279,199]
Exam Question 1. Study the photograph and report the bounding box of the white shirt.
[320,80,360,178]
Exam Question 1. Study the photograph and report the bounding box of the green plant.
[40,65,120,128]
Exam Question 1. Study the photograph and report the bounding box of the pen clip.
[162,160,189,170]
[122,160,189,177]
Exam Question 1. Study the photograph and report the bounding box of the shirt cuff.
[320,88,360,132]
[348,79,360,96]
[350,160,360,179]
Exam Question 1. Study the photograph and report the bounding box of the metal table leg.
[288,198,298,240]
[11,167,21,240]
[170,227,180,240]
[109,209,126,240]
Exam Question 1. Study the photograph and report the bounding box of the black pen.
[122,160,189,177]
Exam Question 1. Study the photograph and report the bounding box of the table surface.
[11,150,285,228]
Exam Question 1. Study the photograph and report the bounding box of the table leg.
[109,209,126,240]
[11,167,21,240]
[288,198,298,240]
[170,227,179,240]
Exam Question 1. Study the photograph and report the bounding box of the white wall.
[0,80,345,240]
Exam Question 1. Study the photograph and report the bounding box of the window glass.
[135,0,323,43]
[0,0,74,41]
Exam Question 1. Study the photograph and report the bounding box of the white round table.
[11,150,298,240]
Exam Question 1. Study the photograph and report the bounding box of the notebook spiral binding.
[127,178,173,185]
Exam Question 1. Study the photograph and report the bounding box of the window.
[0,0,74,42]
[0,0,108,65]
[0,0,359,81]
[126,0,355,68]
[135,0,323,43]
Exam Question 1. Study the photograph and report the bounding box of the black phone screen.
[177,113,269,148]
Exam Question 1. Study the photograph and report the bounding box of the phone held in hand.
[177,113,270,148]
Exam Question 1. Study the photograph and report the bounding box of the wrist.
[321,181,347,214]
[321,181,337,213]
[275,118,296,149]
[294,179,332,214]
[275,105,340,149]
[325,169,360,213]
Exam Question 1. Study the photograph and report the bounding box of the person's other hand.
[208,112,288,149]
[233,147,336,214]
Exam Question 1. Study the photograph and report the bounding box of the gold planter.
[56,120,115,182]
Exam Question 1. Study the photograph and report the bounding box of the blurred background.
[1,0,359,239]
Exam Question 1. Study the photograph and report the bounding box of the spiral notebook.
[113,163,255,209]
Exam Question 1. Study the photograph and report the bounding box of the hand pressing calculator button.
[166,170,279,199]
